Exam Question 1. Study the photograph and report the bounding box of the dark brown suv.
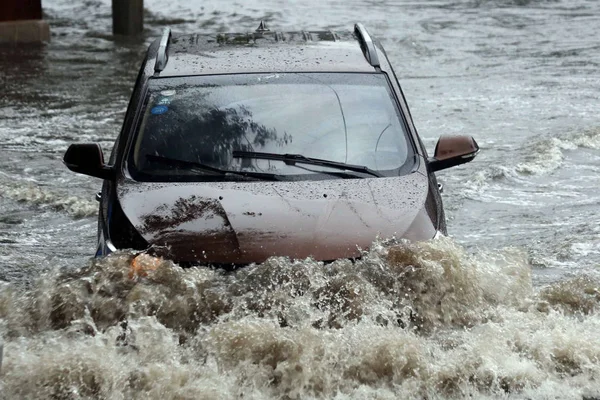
[63,23,479,265]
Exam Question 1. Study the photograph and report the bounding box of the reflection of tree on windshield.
[150,105,292,169]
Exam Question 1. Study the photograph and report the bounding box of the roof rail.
[255,21,269,33]
[154,28,172,73]
[354,23,380,68]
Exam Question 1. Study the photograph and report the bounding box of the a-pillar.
[0,0,50,43]
[112,0,144,36]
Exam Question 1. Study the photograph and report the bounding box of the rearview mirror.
[428,135,479,172]
[63,143,115,180]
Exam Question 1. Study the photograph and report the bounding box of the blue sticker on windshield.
[151,105,168,115]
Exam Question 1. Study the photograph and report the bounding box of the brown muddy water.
[1,0,600,398]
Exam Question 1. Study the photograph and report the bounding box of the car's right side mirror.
[427,135,479,172]
[63,143,115,180]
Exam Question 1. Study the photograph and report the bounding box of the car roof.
[153,24,382,77]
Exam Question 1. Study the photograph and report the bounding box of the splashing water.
[1,238,598,399]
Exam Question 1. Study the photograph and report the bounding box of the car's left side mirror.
[63,143,115,180]
[427,135,479,172]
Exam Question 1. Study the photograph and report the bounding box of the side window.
[108,134,121,164]
[115,62,148,166]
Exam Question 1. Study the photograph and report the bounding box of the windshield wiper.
[145,154,282,181]
[232,151,383,178]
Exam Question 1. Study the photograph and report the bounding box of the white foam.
[0,239,598,398]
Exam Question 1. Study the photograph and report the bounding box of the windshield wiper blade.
[282,163,371,179]
[232,151,383,178]
[145,154,282,180]
[147,154,224,174]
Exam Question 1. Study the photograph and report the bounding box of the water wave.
[0,181,97,218]
[1,238,598,399]
[461,127,600,199]
[515,127,600,175]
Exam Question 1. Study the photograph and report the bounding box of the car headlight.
[106,239,117,253]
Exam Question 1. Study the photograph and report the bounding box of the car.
[63,22,479,266]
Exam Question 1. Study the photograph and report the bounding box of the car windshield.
[129,73,413,181]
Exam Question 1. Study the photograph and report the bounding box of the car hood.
[117,173,435,263]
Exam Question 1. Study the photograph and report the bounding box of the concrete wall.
[0,20,50,43]
[112,0,144,35]
[0,0,50,43]
[0,0,43,22]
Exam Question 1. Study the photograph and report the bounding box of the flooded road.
[1,0,599,398]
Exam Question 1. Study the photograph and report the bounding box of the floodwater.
[0,0,599,398]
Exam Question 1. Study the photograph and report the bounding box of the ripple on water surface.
[0,238,598,399]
